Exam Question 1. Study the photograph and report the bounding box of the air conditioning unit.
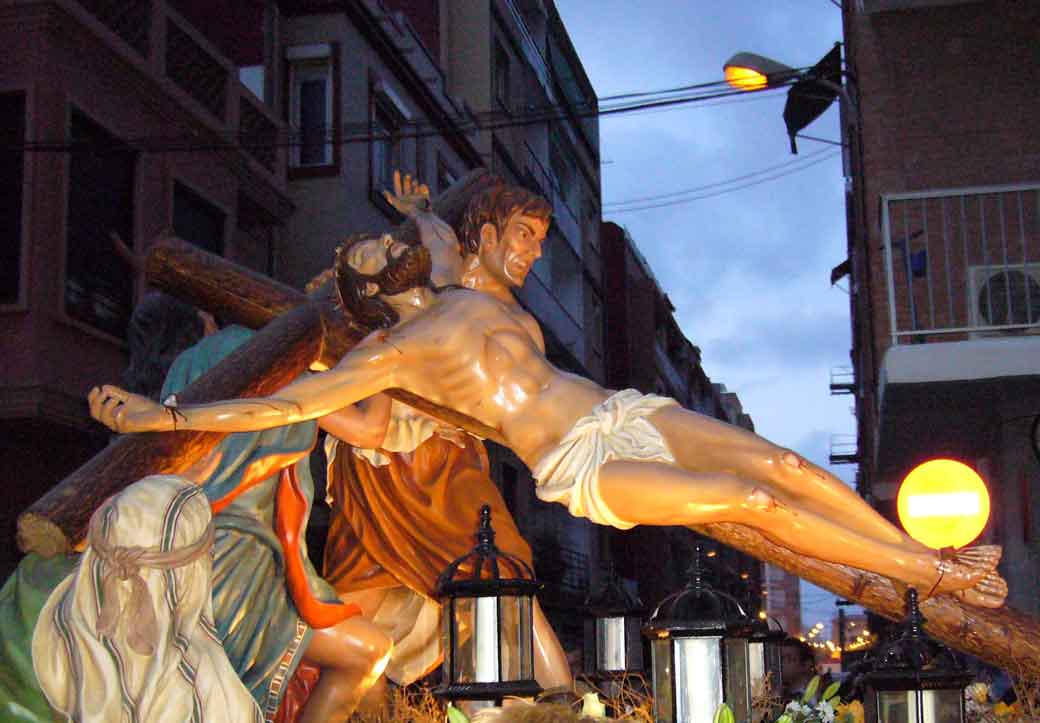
[966,263,1040,336]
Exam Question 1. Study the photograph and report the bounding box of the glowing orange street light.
[897,459,991,550]
[723,52,798,91]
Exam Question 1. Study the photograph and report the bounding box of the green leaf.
[802,675,821,703]
[713,702,736,723]
[446,704,470,723]
[822,680,842,702]
[774,715,794,723]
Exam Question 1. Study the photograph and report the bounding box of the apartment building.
[599,220,764,614]
[0,0,290,576]
[841,0,1040,613]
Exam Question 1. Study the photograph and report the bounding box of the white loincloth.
[532,389,678,529]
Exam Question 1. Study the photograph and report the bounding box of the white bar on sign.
[906,492,980,518]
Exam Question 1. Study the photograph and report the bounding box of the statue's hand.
[88,385,171,433]
[382,170,431,217]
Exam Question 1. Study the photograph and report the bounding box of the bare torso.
[375,288,608,467]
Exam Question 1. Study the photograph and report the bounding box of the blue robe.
[159,325,339,720]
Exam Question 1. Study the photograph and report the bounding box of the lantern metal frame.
[642,546,757,723]
[583,563,646,681]
[861,589,970,723]
[434,505,542,703]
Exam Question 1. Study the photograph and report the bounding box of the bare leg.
[298,616,393,723]
[533,599,572,689]
[649,406,910,545]
[596,460,997,596]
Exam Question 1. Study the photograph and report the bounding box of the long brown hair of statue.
[458,180,552,257]
[334,233,432,330]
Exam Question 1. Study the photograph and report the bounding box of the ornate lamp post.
[642,546,756,723]
[435,505,541,705]
[862,589,970,723]
[584,563,645,682]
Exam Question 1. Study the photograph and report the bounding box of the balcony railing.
[882,183,1040,345]
[66,0,285,184]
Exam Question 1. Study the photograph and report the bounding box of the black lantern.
[584,563,645,680]
[862,589,970,723]
[642,546,757,722]
[435,505,542,703]
[747,615,786,712]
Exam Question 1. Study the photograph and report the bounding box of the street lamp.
[435,505,542,705]
[642,546,757,723]
[861,589,970,723]
[724,44,848,154]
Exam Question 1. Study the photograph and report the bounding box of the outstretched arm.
[318,393,392,449]
[89,337,401,435]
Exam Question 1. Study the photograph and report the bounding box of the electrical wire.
[605,146,835,206]
[605,149,841,213]
[8,75,802,155]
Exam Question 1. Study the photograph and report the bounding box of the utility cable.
[605,146,835,207]
[605,149,840,212]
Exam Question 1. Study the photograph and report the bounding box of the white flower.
[817,700,835,722]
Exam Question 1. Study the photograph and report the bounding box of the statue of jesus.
[89,180,1006,609]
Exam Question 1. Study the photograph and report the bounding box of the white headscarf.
[33,474,263,723]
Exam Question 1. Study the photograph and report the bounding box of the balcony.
[57,0,287,193]
[873,182,1040,492]
[880,182,1040,384]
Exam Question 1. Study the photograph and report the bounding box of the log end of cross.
[17,513,72,558]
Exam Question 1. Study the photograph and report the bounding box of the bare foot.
[952,569,1008,609]
[933,545,1005,605]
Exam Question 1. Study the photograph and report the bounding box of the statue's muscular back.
[380,288,608,467]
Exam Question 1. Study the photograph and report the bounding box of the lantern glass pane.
[725,637,752,722]
[651,639,675,723]
[450,596,501,683]
[675,637,723,723]
[877,688,963,723]
[597,616,627,672]
[748,641,766,697]
[765,641,783,697]
[498,595,533,682]
[450,596,476,683]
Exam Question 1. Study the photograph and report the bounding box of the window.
[436,153,458,196]
[287,44,334,168]
[370,92,401,197]
[0,92,25,305]
[550,130,577,218]
[493,39,510,111]
[65,110,136,338]
[173,182,225,255]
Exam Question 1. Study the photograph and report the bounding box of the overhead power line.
[605,149,841,213]
[7,74,802,155]
[605,146,835,207]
